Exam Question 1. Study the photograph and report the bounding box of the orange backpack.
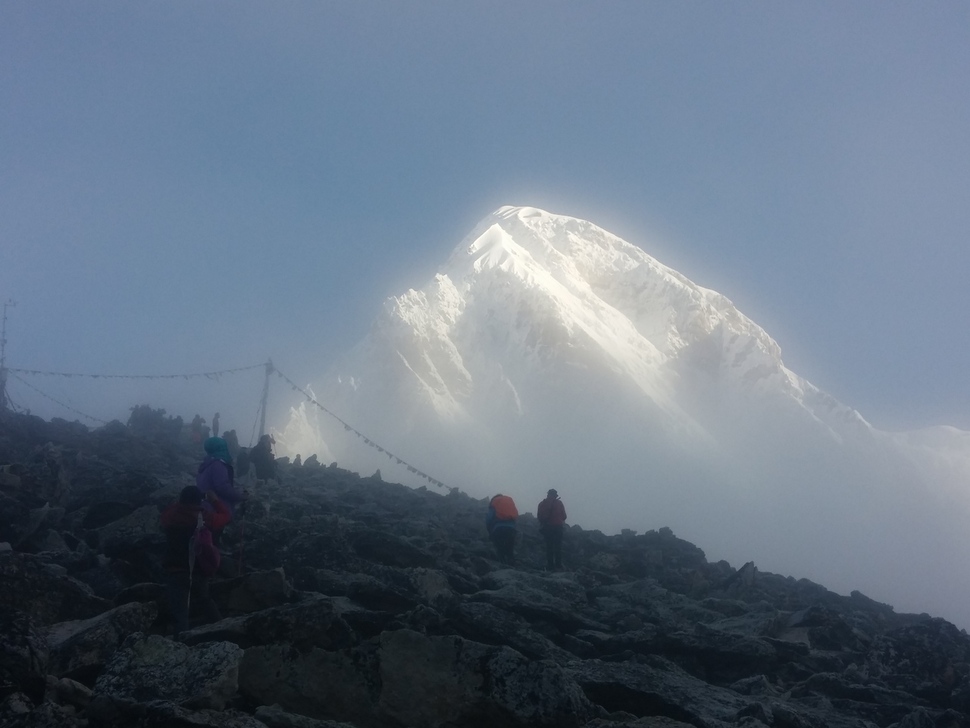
[491,495,518,521]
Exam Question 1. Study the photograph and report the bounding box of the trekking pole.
[236,500,247,577]
[187,512,203,623]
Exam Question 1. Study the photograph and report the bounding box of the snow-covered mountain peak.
[444,206,784,370]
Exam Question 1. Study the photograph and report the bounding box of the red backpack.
[192,524,221,577]
[491,495,518,521]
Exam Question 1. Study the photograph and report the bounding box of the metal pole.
[258,358,273,438]
[0,300,15,412]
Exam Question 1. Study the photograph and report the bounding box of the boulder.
[408,567,456,608]
[590,579,725,630]
[97,504,164,558]
[0,494,29,546]
[46,600,158,679]
[211,568,294,615]
[80,502,135,530]
[453,601,576,663]
[0,608,48,705]
[0,551,110,625]
[13,503,65,551]
[376,628,594,727]
[0,693,82,727]
[304,567,419,614]
[652,623,781,684]
[253,703,360,728]
[469,568,603,630]
[568,655,749,726]
[349,528,436,568]
[181,593,357,650]
[90,633,242,720]
[238,643,380,724]
[45,675,92,709]
[781,604,871,652]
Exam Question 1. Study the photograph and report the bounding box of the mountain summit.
[280,206,970,627]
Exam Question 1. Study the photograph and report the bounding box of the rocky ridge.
[1,408,968,727]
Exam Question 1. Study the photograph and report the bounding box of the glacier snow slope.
[279,206,970,628]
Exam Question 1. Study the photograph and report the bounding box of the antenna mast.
[0,299,16,412]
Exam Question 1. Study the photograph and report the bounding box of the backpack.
[491,495,518,521]
[192,524,221,577]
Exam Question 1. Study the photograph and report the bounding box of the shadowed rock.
[90,633,242,720]
[45,601,158,680]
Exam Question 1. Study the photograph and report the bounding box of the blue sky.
[2,2,969,440]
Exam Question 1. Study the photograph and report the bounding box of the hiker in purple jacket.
[196,437,248,533]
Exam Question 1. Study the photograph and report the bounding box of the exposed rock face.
[1,409,970,727]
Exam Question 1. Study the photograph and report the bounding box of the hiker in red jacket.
[537,488,567,570]
[161,485,229,639]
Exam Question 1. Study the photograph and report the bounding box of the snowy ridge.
[279,205,970,628]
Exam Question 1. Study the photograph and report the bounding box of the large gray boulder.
[97,504,163,558]
[210,568,294,616]
[0,693,82,727]
[377,629,594,727]
[452,601,576,664]
[469,568,603,630]
[89,633,243,722]
[45,600,158,679]
[568,656,749,727]
[239,643,379,725]
[0,608,48,706]
[181,593,356,650]
[0,552,109,625]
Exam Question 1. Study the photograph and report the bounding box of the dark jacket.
[250,441,276,480]
[537,497,567,528]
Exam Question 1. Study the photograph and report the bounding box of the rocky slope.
[1,409,969,728]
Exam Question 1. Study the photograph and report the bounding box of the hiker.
[190,415,203,444]
[486,493,518,566]
[196,436,248,543]
[235,446,251,481]
[160,485,229,639]
[223,428,240,462]
[250,434,278,484]
[211,412,220,438]
[537,488,567,570]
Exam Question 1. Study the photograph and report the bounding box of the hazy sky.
[2,2,969,442]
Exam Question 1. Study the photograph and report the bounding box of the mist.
[276,206,970,630]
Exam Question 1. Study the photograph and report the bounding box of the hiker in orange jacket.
[485,494,518,566]
[537,488,567,570]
